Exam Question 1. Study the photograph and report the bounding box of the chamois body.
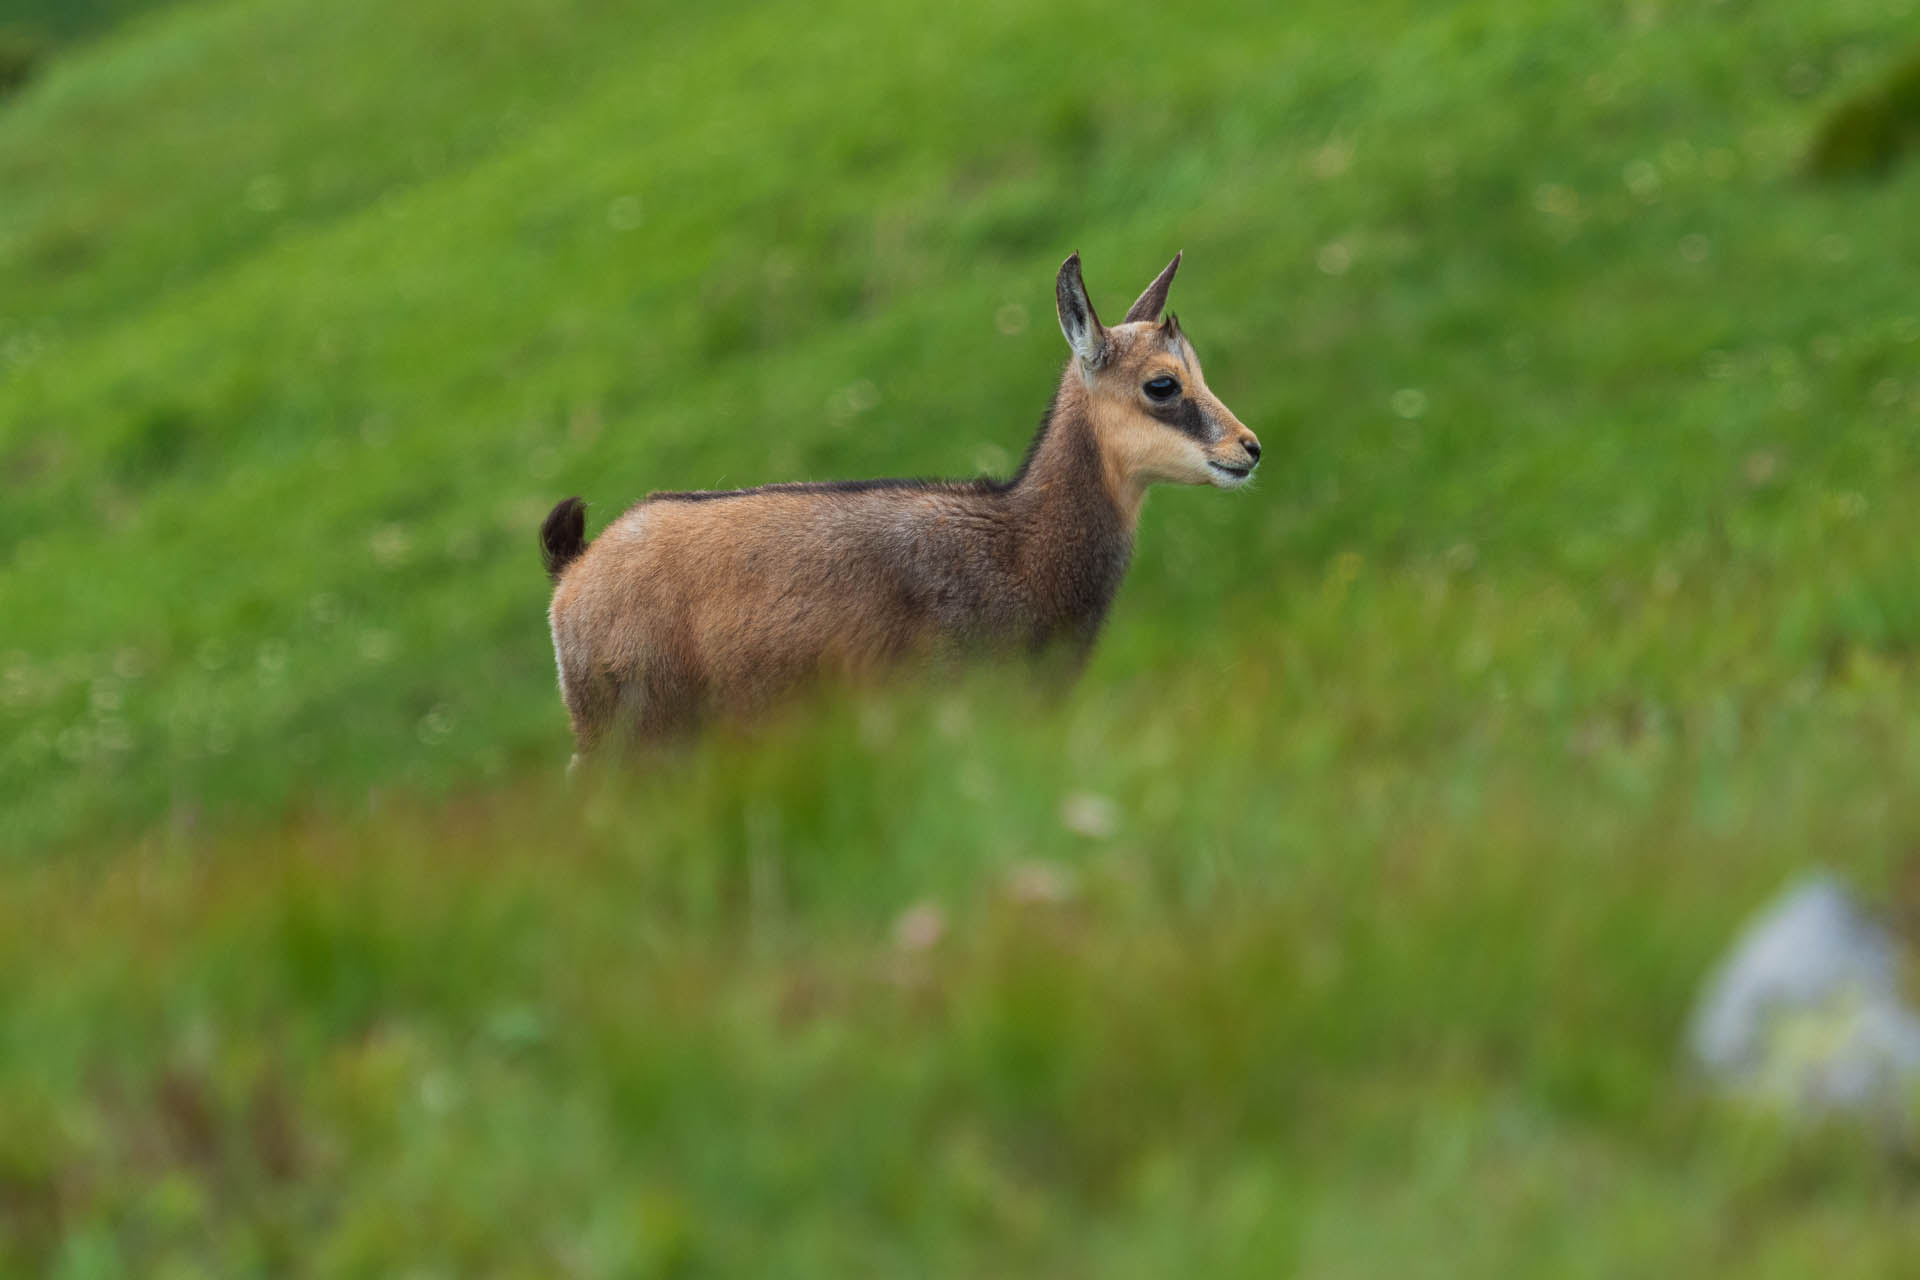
[543,252,1260,755]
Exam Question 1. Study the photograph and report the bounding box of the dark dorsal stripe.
[645,476,997,504]
[645,389,1073,507]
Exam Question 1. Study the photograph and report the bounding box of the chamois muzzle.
[1207,431,1262,487]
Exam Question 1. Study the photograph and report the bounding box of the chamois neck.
[1007,373,1142,534]
[987,371,1137,643]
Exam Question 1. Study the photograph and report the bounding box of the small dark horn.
[1123,251,1182,324]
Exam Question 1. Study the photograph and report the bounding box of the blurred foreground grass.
[4,0,1920,1271]
[12,670,1920,1272]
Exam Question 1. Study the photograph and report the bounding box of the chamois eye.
[1144,376,1180,401]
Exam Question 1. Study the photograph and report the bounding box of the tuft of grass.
[0,28,47,99]
[1807,50,1920,179]
[0,1,182,50]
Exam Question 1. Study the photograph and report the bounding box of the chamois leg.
[561,668,620,775]
[1023,627,1099,701]
[614,661,705,750]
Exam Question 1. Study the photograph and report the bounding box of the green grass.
[1807,48,1920,178]
[0,2,172,55]
[5,0,1920,1271]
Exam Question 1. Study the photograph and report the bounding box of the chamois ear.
[1123,251,1181,324]
[1055,252,1109,368]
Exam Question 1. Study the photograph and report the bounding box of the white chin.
[1208,464,1252,489]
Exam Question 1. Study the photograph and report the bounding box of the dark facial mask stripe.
[1149,397,1212,442]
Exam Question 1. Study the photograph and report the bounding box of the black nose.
[1244,439,1261,462]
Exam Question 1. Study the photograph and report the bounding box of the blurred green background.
[4,0,1920,1271]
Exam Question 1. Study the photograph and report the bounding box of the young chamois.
[541,251,1260,757]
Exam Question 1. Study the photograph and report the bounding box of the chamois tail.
[540,496,588,583]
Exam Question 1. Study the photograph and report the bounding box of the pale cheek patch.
[1115,418,1210,484]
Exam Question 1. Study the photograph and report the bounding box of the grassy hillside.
[5,0,1920,1271]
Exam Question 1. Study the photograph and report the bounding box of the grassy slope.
[0,1,180,48]
[4,0,1920,1271]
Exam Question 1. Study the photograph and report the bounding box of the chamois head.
[1055,252,1262,494]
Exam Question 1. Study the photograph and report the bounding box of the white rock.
[1688,873,1920,1117]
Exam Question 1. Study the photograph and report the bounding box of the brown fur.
[544,253,1260,755]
